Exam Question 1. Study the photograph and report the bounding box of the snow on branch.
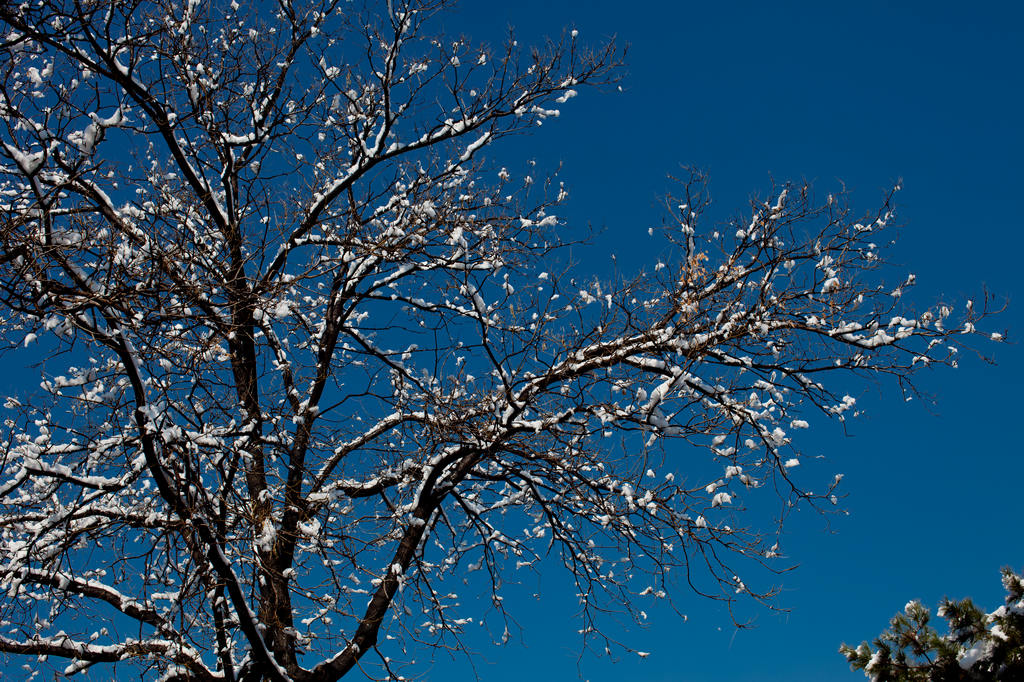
[0,2,1001,681]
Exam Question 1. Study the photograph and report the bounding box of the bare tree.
[0,1,999,680]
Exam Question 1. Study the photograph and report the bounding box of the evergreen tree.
[841,568,1024,681]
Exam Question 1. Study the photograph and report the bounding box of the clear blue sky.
[2,2,1020,681]
[409,1,1024,680]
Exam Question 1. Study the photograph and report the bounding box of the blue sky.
[413,1,1024,680]
[1,2,1020,680]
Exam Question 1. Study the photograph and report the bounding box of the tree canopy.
[841,567,1024,681]
[0,0,1000,680]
